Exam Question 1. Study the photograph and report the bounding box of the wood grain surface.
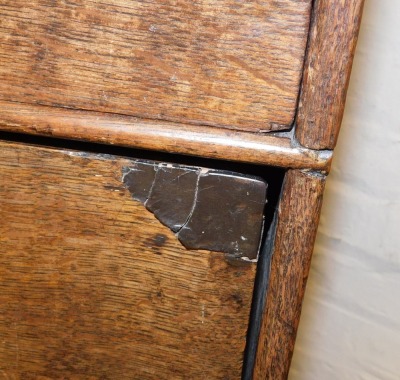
[253,170,325,379]
[0,101,332,171]
[0,140,257,379]
[295,0,365,149]
[0,0,311,132]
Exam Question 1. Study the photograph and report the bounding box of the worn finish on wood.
[145,164,199,233]
[253,170,325,379]
[0,101,333,171]
[122,160,158,203]
[0,0,311,131]
[296,0,365,149]
[123,162,267,260]
[0,140,257,379]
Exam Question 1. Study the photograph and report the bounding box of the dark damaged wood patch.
[123,161,267,260]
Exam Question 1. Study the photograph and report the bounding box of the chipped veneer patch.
[122,161,267,260]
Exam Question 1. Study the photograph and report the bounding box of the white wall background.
[289,1,400,379]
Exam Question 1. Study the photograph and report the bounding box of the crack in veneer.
[122,160,268,261]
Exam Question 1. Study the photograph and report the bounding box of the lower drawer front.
[0,141,256,379]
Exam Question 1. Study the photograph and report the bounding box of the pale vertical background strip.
[290,1,400,379]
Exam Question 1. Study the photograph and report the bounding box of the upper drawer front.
[0,0,311,132]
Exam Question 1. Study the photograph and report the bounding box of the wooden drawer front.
[0,0,311,132]
[0,141,258,379]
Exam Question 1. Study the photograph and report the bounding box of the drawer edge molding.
[296,0,365,149]
[0,101,332,171]
[253,169,326,379]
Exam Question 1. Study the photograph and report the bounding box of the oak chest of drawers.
[0,1,364,378]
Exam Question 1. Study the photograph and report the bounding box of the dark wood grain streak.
[0,140,256,379]
[0,100,332,171]
[295,0,365,149]
[253,170,325,379]
[0,0,312,131]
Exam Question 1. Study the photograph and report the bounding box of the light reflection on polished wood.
[0,100,332,171]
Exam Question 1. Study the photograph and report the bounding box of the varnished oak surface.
[0,101,332,171]
[254,170,325,379]
[0,0,311,132]
[296,0,365,149]
[0,140,256,379]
